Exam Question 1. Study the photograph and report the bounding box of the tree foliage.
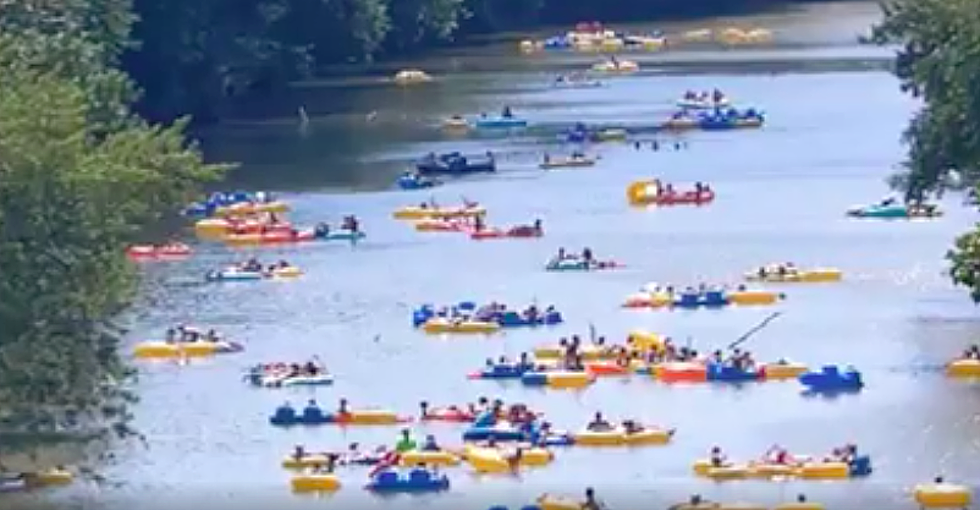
[0,3,224,442]
[872,0,980,301]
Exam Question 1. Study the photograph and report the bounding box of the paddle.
[726,312,782,351]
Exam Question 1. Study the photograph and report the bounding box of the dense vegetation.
[0,1,223,447]
[871,0,980,300]
[122,0,820,122]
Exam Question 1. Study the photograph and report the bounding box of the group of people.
[552,247,596,264]
[682,89,727,103]
[230,258,292,274]
[312,215,360,236]
[644,179,713,198]
[755,262,799,277]
[585,412,646,434]
[708,443,860,468]
[960,345,980,359]
[164,325,222,344]
[252,359,326,378]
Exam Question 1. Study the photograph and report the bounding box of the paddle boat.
[366,468,449,493]
[269,403,411,427]
[545,257,622,271]
[846,201,942,219]
[205,264,301,282]
[591,58,639,73]
[697,108,765,130]
[626,180,715,206]
[471,223,544,240]
[475,115,528,129]
[126,243,192,260]
[745,264,843,283]
[393,203,485,220]
[394,69,433,85]
[413,302,562,329]
[539,154,597,169]
[416,151,496,175]
[397,172,441,190]
[798,365,864,393]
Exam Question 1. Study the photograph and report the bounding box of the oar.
[727,312,782,351]
[589,323,597,344]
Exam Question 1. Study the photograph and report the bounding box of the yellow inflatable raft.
[422,318,501,334]
[914,483,972,508]
[214,201,290,217]
[400,450,461,467]
[394,69,432,85]
[341,409,404,425]
[728,290,783,306]
[133,341,226,359]
[392,205,486,220]
[282,455,329,469]
[464,446,553,473]
[539,157,596,170]
[574,428,673,446]
[744,267,842,283]
[693,460,793,480]
[628,330,663,352]
[291,474,341,492]
[797,462,849,479]
[946,358,980,377]
[194,218,231,237]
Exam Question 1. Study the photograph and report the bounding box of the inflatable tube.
[947,358,980,377]
[914,483,972,508]
[399,450,461,467]
[291,474,341,492]
[422,318,501,334]
[728,290,782,305]
[762,361,808,380]
[282,455,330,469]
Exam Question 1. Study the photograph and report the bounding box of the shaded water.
[12,3,980,510]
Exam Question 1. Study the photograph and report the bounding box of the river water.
[13,2,980,510]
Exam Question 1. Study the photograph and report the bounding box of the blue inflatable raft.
[497,310,563,327]
[707,363,761,382]
[269,405,333,426]
[673,290,728,308]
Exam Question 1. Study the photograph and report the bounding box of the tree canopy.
[872,0,980,301]
[0,1,224,445]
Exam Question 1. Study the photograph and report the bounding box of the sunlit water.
[11,3,980,510]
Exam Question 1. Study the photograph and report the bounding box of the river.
[13,2,980,510]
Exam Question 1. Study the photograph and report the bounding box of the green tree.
[385,0,467,52]
[0,6,225,444]
[872,0,980,301]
